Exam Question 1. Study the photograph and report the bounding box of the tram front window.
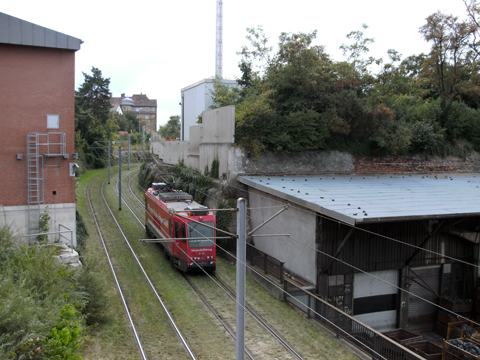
[187,222,215,248]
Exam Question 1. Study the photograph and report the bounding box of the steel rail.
[213,274,304,360]
[128,174,146,206]
[182,274,256,360]
[87,174,148,360]
[115,178,144,226]
[102,173,197,360]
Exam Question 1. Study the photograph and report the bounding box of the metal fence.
[246,243,284,284]
[283,278,424,360]
[21,224,74,251]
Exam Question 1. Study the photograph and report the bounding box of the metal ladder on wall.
[27,132,44,238]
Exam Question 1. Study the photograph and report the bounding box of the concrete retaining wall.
[151,105,242,176]
[0,203,77,246]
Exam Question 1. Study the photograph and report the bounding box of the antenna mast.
[215,0,223,78]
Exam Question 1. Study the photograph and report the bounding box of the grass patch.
[76,168,141,360]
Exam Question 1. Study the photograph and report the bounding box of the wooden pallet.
[407,340,442,360]
[382,328,422,345]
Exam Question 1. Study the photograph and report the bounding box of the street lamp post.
[137,107,142,133]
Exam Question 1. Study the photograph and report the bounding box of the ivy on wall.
[139,159,215,204]
[176,168,214,204]
[216,199,236,257]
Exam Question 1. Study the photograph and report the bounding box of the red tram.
[145,183,216,272]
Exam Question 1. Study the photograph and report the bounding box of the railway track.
[181,274,256,360]
[211,273,303,360]
[116,172,254,359]
[87,170,197,360]
[118,169,305,360]
[87,174,147,360]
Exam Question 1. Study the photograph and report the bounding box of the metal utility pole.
[236,198,246,360]
[142,125,145,159]
[118,147,122,210]
[108,140,111,184]
[137,108,142,132]
[235,200,289,360]
[128,135,130,170]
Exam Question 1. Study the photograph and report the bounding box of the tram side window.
[181,224,186,243]
[175,222,180,238]
[174,222,186,243]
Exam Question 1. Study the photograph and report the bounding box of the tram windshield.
[187,222,215,248]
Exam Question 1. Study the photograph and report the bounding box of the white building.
[180,78,238,141]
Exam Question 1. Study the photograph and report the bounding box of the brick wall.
[0,44,76,207]
[353,154,480,174]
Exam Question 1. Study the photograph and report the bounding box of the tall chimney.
[216,0,223,78]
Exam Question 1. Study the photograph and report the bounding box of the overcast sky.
[3,0,468,129]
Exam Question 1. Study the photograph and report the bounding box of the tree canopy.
[211,1,480,158]
[158,115,181,139]
[75,67,117,168]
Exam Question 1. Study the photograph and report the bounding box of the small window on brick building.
[47,114,59,129]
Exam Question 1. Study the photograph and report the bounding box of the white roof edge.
[238,175,357,226]
[181,78,238,92]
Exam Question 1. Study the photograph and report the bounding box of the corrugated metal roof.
[237,174,480,226]
[0,12,82,51]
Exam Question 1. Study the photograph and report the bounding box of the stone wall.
[242,151,480,175]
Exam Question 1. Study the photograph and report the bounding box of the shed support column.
[399,267,410,328]
[322,227,354,274]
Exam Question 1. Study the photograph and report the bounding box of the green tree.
[76,67,112,127]
[158,115,181,139]
[237,25,273,73]
[235,28,373,154]
[340,23,380,79]
[231,18,480,158]
[420,11,479,101]
[209,76,241,109]
[114,111,139,133]
[75,67,115,168]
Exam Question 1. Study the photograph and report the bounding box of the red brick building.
[0,13,82,245]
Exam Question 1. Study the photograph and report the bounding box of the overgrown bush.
[77,261,108,326]
[75,210,88,258]
[409,119,445,155]
[0,224,88,359]
[37,207,50,243]
[176,168,214,204]
[210,158,219,179]
[43,304,85,359]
